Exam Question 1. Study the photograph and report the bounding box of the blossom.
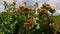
[49,8,55,13]
[24,17,36,29]
[37,8,48,14]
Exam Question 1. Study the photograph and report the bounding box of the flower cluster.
[37,8,48,14]
[17,5,34,14]
[37,3,55,14]
[24,17,36,29]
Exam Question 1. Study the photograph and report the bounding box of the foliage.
[0,1,60,34]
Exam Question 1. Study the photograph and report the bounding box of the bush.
[0,1,60,34]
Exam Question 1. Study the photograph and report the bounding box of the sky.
[0,0,60,15]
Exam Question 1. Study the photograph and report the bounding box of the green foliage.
[0,1,60,34]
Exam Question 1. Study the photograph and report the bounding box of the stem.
[54,30,57,34]
[51,13,53,22]
[14,22,19,34]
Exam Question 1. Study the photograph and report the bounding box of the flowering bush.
[0,1,60,34]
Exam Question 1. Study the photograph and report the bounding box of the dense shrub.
[0,1,60,34]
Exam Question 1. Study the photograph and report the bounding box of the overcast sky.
[0,0,60,15]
